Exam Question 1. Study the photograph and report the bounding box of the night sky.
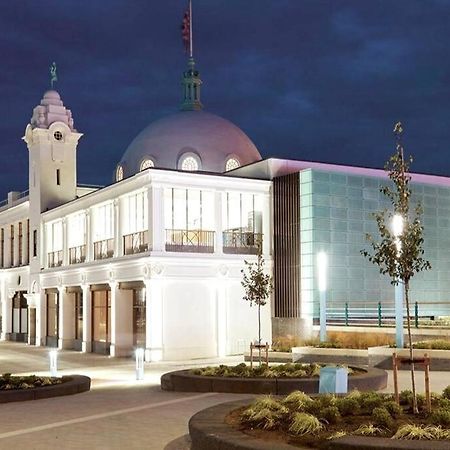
[1,0,450,198]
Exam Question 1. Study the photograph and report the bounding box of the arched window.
[116,165,124,182]
[140,159,154,171]
[179,153,201,171]
[225,158,240,171]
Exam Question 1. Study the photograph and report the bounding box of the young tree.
[241,247,273,365]
[361,122,431,414]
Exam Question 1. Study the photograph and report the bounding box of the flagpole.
[189,0,193,58]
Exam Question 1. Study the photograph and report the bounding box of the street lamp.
[49,350,58,377]
[317,252,328,343]
[392,214,404,349]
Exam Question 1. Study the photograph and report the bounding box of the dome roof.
[118,110,261,176]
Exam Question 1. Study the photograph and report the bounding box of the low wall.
[0,375,91,403]
[292,347,367,366]
[161,367,387,395]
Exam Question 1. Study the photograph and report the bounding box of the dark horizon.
[1,0,450,198]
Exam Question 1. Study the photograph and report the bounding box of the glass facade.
[92,290,111,343]
[300,169,450,320]
[46,292,59,338]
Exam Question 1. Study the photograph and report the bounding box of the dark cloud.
[0,0,450,197]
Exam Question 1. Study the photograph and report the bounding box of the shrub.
[399,389,413,406]
[442,385,450,400]
[416,393,426,411]
[354,424,383,436]
[336,397,360,416]
[383,400,402,418]
[289,412,323,436]
[319,406,341,424]
[438,397,450,409]
[359,392,384,411]
[413,339,450,350]
[240,396,288,430]
[272,335,302,352]
[430,408,450,426]
[282,391,313,412]
[372,407,393,429]
[392,424,440,440]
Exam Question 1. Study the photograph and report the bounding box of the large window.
[46,220,63,267]
[46,292,59,338]
[133,289,146,347]
[12,292,28,335]
[75,292,83,341]
[123,191,147,234]
[92,290,111,343]
[68,213,86,264]
[93,203,114,242]
[18,222,23,266]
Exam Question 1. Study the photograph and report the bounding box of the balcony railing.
[223,231,263,255]
[93,238,114,260]
[123,231,149,255]
[69,245,86,264]
[48,250,63,268]
[165,229,215,253]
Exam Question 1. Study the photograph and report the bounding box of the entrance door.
[92,290,111,354]
[73,291,83,351]
[46,291,59,347]
[133,289,146,348]
[11,292,28,342]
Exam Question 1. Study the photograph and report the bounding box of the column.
[4,225,11,268]
[81,285,92,352]
[110,283,133,357]
[58,288,75,349]
[13,223,20,267]
[114,200,121,257]
[36,290,46,346]
[145,278,163,362]
[86,209,92,262]
[1,287,13,340]
[22,221,29,266]
[214,191,223,255]
[150,185,165,252]
[146,187,152,251]
[216,279,227,357]
[62,219,68,266]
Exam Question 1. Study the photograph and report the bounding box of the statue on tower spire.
[50,62,58,89]
[180,1,203,111]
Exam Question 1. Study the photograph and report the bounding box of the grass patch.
[412,339,450,350]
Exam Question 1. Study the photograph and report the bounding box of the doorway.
[46,290,59,348]
[133,288,146,348]
[91,288,111,355]
[11,291,28,342]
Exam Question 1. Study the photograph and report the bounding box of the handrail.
[165,229,215,253]
[48,250,63,268]
[223,231,262,254]
[69,245,86,264]
[93,238,114,260]
[123,230,149,255]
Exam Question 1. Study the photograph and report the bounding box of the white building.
[0,58,273,361]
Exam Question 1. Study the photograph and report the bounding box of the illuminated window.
[116,165,124,181]
[140,159,154,171]
[225,158,240,171]
[181,156,199,171]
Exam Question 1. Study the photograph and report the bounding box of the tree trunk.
[258,304,262,365]
[405,280,418,414]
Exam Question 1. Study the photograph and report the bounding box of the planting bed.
[161,363,387,394]
[189,389,450,450]
[0,375,91,403]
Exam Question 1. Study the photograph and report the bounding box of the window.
[10,224,14,266]
[0,228,4,267]
[53,131,63,141]
[33,229,37,257]
[46,221,63,253]
[93,203,114,242]
[116,165,124,182]
[46,292,59,338]
[75,292,83,340]
[68,212,86,248]
[123,191,147,235]
[179,153,201,171]
[56,169,60,186]
[225,158,240,171]
[223,192,263,233]
[12,292,28,334]
[140,159,154,171]
[18,222,22,266]
[92,290,111,343]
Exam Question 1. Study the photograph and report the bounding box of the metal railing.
[93,238,114,260]
[323,300,450,329]
[69,245,86,264]
[165,229,215,253]
[123,231,149,255]
[18,190,29,199]
[223,231,262,254]
[48,250,63,268]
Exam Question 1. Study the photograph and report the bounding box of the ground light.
[135,348,145,380]
[49,350,58,377]
[317,251,328,343]
[392,214,405,349]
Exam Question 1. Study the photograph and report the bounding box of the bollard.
[415,302,419,329]
[49,350,58,377]
[345,303,349,326]
[378,302,382,327]
[135,348,145,380]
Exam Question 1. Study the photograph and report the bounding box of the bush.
[272,335,302,352]
[383,400,402,418]
[282,391,313,412]
[372,407,393,429]
[430,408,450,426]
[413,339,450,350]
[240,396,288,430]
[336,397,360,416]
[354,424,383,436]
[392,424,440,440]
[442,385,450,400]
[359,392,384,411]
[289,412,323,436]
[399,389,413,406]
[319,406,341,424]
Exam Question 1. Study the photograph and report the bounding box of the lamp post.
[317,252,328,343]
[392,214,404,349]
[49,350,58,377]
[135,348,145,381]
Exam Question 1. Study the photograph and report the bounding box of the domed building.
[115,58,262,181]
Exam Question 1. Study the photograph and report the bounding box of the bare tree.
[362,122,431,414]
[241,247,273,365]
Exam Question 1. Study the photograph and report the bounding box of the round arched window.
[140,159,154,171]
[116,165,124,181]
[225,158,240,171]
[180,153,201,171]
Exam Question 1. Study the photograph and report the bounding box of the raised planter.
[292,347,368,366]
[0,375,91,403]
[368,346,450,370]
[244,351,292,363]
[189,399,450,450]
[161,367,387,394]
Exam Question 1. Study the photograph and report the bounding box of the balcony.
[48,250,63,268]
[223,231,263,255]
[69,245,86,264]
[93,238,114,260]
[165,229,215,253]
[123,231,149,255]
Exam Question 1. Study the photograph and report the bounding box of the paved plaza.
[0,342,449,449]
